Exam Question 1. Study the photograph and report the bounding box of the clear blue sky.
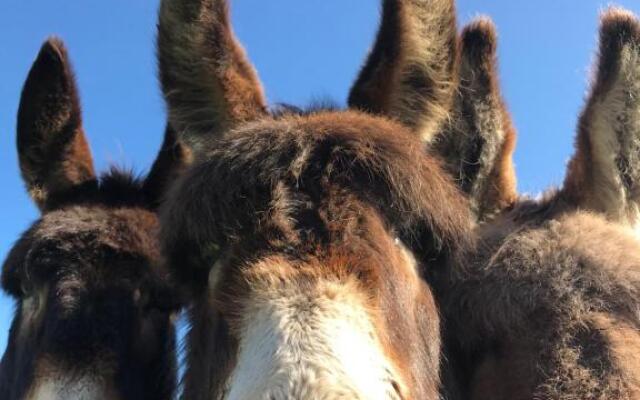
[1,1,638,353]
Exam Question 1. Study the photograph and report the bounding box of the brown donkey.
[0,39,186,399]
[157,0,472,398]
[435,8,640,400]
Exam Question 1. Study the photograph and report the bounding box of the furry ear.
[563,8,640,228]
[348,0,458,141]
[1,229,34,298]
[143,125,191,209]
[17,38,96,211]
[434,18,517,221]
[157,0,268,154]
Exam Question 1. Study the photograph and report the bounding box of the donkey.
[0,38,186,400]
[156,0,473,398]
[435,8,640,399]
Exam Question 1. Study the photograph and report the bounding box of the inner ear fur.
[17,38,95,210]
[563,8,640,228]
[434,18,517,222]
[348,0,459,142]
[157,0,268,154]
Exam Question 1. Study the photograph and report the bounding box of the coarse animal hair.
[157,0,473,399]
[0,38,187,400]
[435,8,640,400]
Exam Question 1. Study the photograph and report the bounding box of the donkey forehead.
[163,110,472,278]
[23,206,162,277]
[192,111,446,217]
[36,206,158,250]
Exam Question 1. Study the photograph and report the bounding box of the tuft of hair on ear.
[17,37,96,211]
[157,0,268,155]
[348,0,459,142]
[563,7,640,228]
[433,17,517,222]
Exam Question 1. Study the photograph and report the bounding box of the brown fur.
[564,8,640,228]
[348,0,458,141]
[436,9,640,400]
[434,18,517,221]
[157,0,268,153]
[1,38,185,400]
[162,112,471,289]
[163,111,473,399]
[16,38,95,210]
[199,220,442,399]
[143,125,192,208]
[442,203,640,400]
[157,0,472,398]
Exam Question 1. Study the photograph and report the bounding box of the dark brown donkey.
[157,0,472,398]
[435,8,640,400]
[0,39,185,400]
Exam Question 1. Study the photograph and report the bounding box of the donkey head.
[436,9,640,400]
[0,39,186,400]
[157,0,472,399]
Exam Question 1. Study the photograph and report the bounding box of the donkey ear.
[17,38,96,211]
[143,125,191,209]
[348,0,458,141]
[434,18,517,221]
[563,8,640,227]
[1,230,33,298]
[157,0,268,154]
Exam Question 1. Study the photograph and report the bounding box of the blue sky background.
[1,0,639,355]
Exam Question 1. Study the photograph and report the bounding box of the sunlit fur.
[225,271,403,400]
[435,9,640,400]
[348,0,459,142]
[163,111,471,400]
[434,18,517,222]
[565,8,640,233]
[157,0,472,399]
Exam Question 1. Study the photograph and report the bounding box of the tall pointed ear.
[434,18,517,221]
[17,38,96,211]
[563,8,640,228]
[348,0,458,141]
[157,0,268,154]
[143,125,191,209]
